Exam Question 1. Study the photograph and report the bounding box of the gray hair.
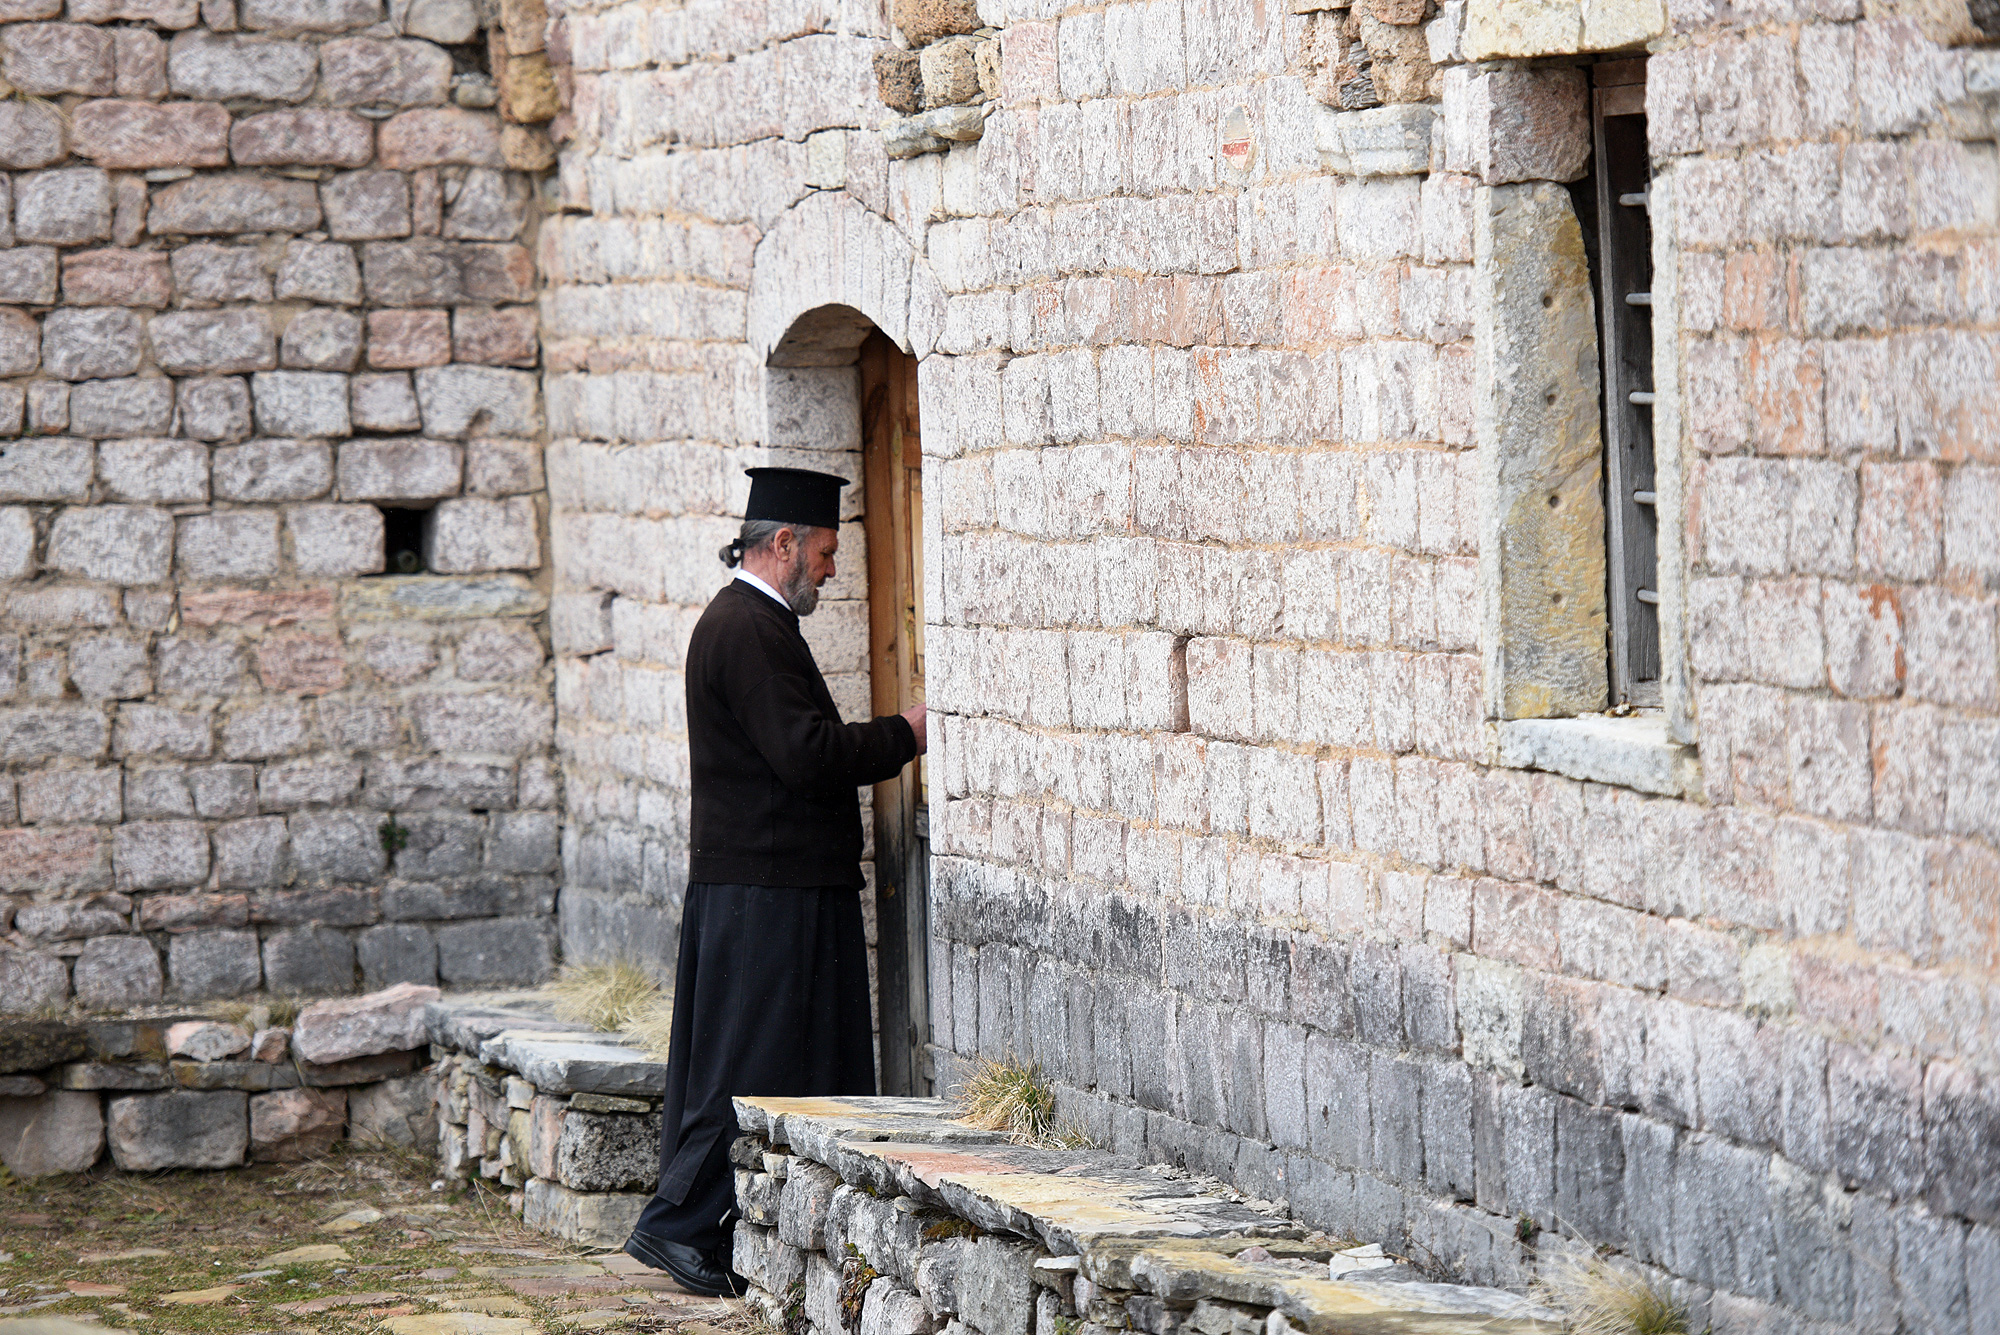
[719,519,820,568]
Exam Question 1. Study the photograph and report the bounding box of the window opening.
[1590,58,1659,707]
[382,508,429,574]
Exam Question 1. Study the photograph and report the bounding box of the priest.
[623,466,926,1297]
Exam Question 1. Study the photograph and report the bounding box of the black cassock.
[633,579,918,1255]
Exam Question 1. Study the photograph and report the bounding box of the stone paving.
[0,1144,735,1335]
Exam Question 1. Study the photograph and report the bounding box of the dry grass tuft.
[541,960,664,1033]
[622,996,678,1064]
[1543,1258,1691,1335]
[951,1057,1094,1149]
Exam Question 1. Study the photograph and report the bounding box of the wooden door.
[859,331,930,1096]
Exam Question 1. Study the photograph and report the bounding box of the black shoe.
[623,1231,745,1298]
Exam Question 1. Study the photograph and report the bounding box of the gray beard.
[781,554,819,616]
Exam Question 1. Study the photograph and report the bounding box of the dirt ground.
[0,1146,745,1335]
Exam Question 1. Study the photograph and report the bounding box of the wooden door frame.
[859,330,930,1096]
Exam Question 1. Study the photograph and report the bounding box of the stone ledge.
[1495,713,1699,797]
[732,1095,1563,1333]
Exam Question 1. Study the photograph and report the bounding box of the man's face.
[778,525,838,615]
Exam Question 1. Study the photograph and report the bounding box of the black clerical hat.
[745,467,847,529]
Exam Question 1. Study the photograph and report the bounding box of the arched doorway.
[764,307,930,1096]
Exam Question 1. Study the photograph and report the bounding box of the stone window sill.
[1496,713,1699,797]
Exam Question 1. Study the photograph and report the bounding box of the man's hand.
[901,703,928,754]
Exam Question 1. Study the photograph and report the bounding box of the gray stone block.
[168,929,262,1000]
[106,1089,246,1169]
[71,378,175,439]
[392,811,483,879]
[358,922,437,990]
[0,1088,103,1178]
[72,935,162,1009]
[290,809,388,883]
[960,1235,1037,1335]
[555,1107,660,1191]
[262,925,356,995]
[777,1155,840,1250]
[522,1176,647,1248]
[178,376,253,442]
[347,1072,436,1148]
[487,809,558,873]
[734,1222,807,1295]
[383,874,554,922]
[252,369,350,438]
[435,915,552,986]
[914,1237,970,1315]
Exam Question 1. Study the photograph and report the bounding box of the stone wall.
[542,0,2000,1327]
[0,0,564,1009]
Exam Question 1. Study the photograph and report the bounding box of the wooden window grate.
[1591,59,1660,708]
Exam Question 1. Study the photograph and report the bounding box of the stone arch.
[746,191,946,366]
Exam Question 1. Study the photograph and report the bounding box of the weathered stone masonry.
[0,0,566,1009]
[540,0,2000,1326]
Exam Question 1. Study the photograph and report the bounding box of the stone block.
[441,169,528,242]
[960,1236,1037,1335]
[211,439,332,503]
[0,1089,102,1178]
[151,173,322,235]
[377,107,501,168]
[276,240,362,305]
[338,438,460,501]
[357,922,436,989]
[351,371,422,432]
[167,929,263,998]
[69,635,150,701]
[150,308,277,375]
[425,496,538,573]
[179,377,254,442]
[253,635,346,696]
[72,380,176,438]
[555,1107,659,1191]
[403,0,474,42]
[436,915,552,986]
[348,1071,435,1147]
[98,438,208,504]
[0,507,30,580]
[415,364,538,438]
[232,109,374,168]
[777,1157,841,1250]
[464,438,540,496]
[262,924,357,994]
[522,1176,647,1248]
[178,510,282,580]
[0,310,37,380]
[0,100,66,169]
[0,248,58,305]
[321,36,451,106]
[156,638,247,697]
[290,503,385,577]
[70,98,228,168]
[2,22,115,95]
[282,308,365,372]
[114,705,215,760]
[253,370,351,438]
[0,951,69,1012]
[288,808,387,883]
[125,769,194,820]
[392,811,481,879]
[166,30,314,101]
[1442,65,1589,185]
[0,439,87,503]
[71,0,198,23]
[323,169,412,240]
[49,506,173,584]
[166,1020,251,1062]
[1319,102,1435,176]
[114,819,209,890]
[452,306,537,367]
[239,0,380,29]
[111,26,166,98]
[293,981,438,1063]
[73,934,162,1008]
[367,308,451,368]
[19,766,121,822]
[249,1086,345,1160]
[43,307,138,380]
[64,249,172,308]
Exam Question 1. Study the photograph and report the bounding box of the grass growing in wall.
[1543,1259,1694,1335]
[951,1057,1095,1150]
[537,960,678,1062]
